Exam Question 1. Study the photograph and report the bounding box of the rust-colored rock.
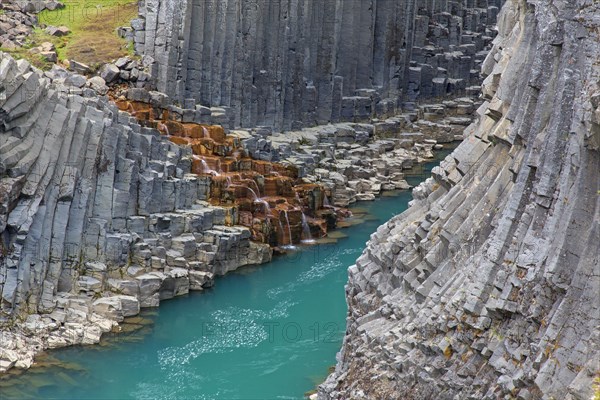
[114,99,347,248]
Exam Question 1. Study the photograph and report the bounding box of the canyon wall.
[320,0,600,399]
[0,54,272,363]
[133,0,504,130]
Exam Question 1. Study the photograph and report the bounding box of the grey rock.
[320,1,600,399]
[64,73,87,88]
[135,0,500,131]
[39,51,57,63]
[44,25,69,36]
[68,59,90,74]
[86,76,108,95]
[99,63,119,83]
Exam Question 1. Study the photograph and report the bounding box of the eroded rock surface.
[320,1,600,399]
[134,0,504,130]
[0,52,272,371]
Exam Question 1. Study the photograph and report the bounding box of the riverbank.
[0,119,457,376]
[0,149,454,399]
[1,43,478,375]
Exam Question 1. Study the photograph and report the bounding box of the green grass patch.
[0,43,55,70]
[5,0,138,69]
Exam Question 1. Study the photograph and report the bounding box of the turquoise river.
[0,150,451,400]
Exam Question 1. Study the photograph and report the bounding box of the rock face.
[134,0,504,130]
[320,1,600,399]
[0,52,272,354]
[0,2,37,49]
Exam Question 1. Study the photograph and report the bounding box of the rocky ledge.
[320,0,599,399]
[0,46,462,373]
[0,52,273,372]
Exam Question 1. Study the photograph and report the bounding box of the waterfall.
[254,199,271,216]
[157,121,169,135]
[277,217,285,246]
[324,194,330,207]
[199,158,219,176]
[247,179,261,198]
[247,187,258,201]
[127,103,137,116]
[229,185,258,200]
[202,126,210,138]
[283,210,293,246]
[301,213,314,243]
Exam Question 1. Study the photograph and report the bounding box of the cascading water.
[113,98,334,251]
[249,180,261,198]
[127,103,137,116]
[283,210,293,247]
[157,121,169,135]
[229,185,258,200]
[254,199,271,216]
[277,216,286,245]
[301,213,314,243]
[199,158,219,176]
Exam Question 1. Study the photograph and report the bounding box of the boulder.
[39,51,57,62]
[86,76,108,95]
[99,63,119,83]
[65,73,87,88]
[77,276,102,292]
[114,56,132,69]
[68,59,91,74]
[136,273,163,307]
[92,295,140,321]
[189,270,214,290]
[45,25,70,36]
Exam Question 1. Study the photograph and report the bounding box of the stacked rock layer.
[134,0,504,130]
[0,52,278,370]
[320,0,600,399]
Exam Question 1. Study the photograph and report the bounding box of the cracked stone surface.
[134,0,505,130]
[319,1,600,399]
[0,52,272,372]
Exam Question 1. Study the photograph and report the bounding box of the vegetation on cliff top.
[2,0,137,70]
[38,0,137,65]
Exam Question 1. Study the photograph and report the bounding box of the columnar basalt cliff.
[0,53,283,370]
[320,0,600,399]
[111,96,336,247]
[1,0,598,397]
[133,0,504,130]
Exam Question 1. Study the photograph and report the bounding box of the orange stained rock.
[169,137,191,147]
[112,97,338,247]
[205,125,226,142]
[183,124,204,138]
[163,120,184,136]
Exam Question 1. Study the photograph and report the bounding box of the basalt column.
[134,0,504,130]
[319,0,600,399]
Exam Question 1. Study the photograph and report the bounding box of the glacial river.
[0,150,450,400]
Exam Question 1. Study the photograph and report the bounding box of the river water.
[0,150,450,400]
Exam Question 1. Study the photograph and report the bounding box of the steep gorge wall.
[0,53,270,346]
[320,0,600,399]
[134,0,504,130]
